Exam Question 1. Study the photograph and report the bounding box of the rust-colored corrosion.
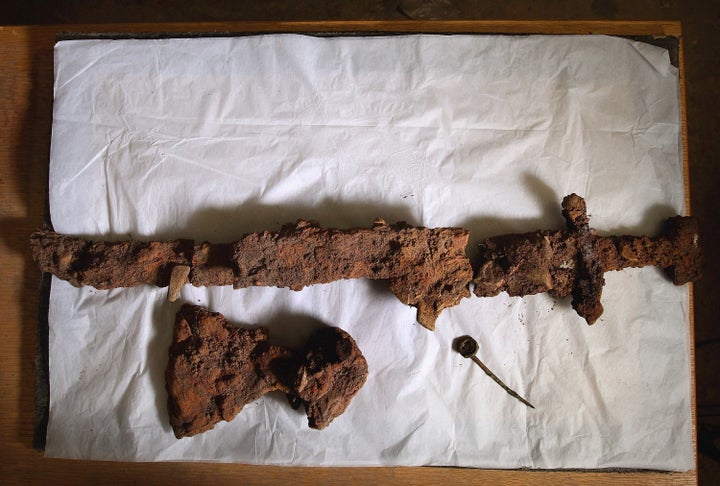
[165,304,368,438]
[30,195,702,327]
[473,194,702,324]
[30,220,472,330]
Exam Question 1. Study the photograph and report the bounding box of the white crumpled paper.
[46,34,692,470]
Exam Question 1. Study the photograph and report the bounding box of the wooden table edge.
[2,19,683,36]
[0,20,695,485]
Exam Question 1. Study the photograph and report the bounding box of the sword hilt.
[473,194,702,324]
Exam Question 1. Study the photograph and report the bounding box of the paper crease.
[45,34,692,470]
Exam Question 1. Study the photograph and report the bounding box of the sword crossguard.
[473,194,702,325]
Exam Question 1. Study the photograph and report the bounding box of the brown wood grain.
[0,21,696,485]
[678,32,699,477]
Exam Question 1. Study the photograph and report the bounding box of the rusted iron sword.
[30,194,701,330]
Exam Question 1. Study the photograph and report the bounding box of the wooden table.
[0,20,695,484]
